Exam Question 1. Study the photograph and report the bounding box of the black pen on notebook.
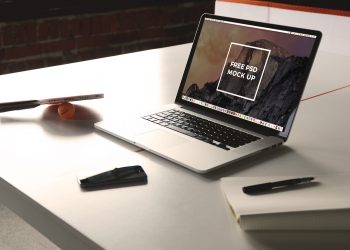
[242,177,315,195]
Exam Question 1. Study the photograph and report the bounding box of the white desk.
[1,44,350,250]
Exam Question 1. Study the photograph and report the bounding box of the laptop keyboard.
[142,109,260,150]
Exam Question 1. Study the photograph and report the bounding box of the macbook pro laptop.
[95,14,322,173]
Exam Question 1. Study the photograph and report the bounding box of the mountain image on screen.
[185,39,309,127]
[217,41,271,101]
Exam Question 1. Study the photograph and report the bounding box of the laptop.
[95,14,322,173]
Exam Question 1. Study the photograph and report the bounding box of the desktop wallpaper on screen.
[182,19,316,132]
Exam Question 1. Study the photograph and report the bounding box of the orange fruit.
[58,102,75,119]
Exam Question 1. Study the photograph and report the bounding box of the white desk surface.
[1,44,350,250]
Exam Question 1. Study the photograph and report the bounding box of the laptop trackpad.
[137,129,190,149]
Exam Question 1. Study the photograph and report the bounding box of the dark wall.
[0,0,210,21]
[0,1,215,75]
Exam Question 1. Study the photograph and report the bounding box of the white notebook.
[221,174,350,231]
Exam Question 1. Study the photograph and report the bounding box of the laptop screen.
[176,14,321,139]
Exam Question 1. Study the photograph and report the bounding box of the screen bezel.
[175,13,322,141]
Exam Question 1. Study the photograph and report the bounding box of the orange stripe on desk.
[302,83,350,101]
[217,0,350,17]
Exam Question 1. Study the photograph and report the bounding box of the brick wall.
[0,1,214,75]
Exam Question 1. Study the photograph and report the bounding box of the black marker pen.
[242,177,315,194]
